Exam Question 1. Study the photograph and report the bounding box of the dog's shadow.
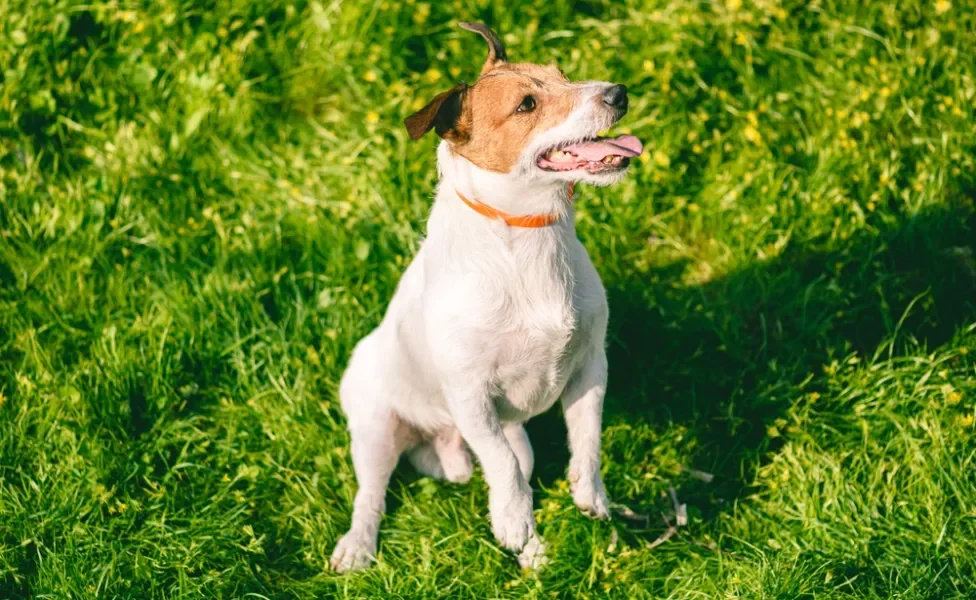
[527,204,976,528]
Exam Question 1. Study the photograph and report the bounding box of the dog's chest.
[491,266,594,422]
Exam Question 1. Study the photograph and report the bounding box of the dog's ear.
[404,82,469,141]
[459,22,507,76]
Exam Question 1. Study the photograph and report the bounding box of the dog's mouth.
[537,134,644,173]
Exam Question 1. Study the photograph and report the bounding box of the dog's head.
[405,22,643,187]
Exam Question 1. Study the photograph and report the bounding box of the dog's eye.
[515,95,537,114]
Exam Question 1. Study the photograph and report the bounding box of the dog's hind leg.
[331,336,412,573]
[406,441,445,479]
[503,423,534,483]
[330,406,411,572]
[407,428,473,484]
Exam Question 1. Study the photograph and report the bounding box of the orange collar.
[455,182,575,228]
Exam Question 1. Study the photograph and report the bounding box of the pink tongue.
[562,134,643,161]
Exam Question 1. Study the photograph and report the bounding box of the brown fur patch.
[449,63,579,173]
[404,23,598,173]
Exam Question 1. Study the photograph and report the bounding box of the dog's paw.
[330,531,376,573]
[570,472,611,520]
[440,448,473,484]
[517,533,549,570]
[489,486,535,552]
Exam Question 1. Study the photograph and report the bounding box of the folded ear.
[458,22,507,76]
[404,82,469,141]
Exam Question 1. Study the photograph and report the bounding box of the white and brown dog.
[330,22,643,571]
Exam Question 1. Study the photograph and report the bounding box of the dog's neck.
[427,141,577,311]
[435,142,572,219]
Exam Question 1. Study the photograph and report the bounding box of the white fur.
[330,82,622,573]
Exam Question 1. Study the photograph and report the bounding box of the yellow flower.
[935,1,952,14]
[957,414,974,428]
[424,68,442,83]
[366,111,380,124]
[726,0,742,10]
[653,151,670,167]
[307,345,321,366]
[363,70,377,83]
[413,2,431,24]
[743,125,762,144]
[943,384,963,405]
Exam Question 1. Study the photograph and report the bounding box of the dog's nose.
[602,84,628,112]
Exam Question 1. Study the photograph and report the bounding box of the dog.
[330,22,643,572]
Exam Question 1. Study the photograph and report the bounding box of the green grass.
[2,0,976,597]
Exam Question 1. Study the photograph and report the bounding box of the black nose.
[602,84,628,112]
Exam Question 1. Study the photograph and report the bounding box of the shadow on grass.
[528,204,976,525]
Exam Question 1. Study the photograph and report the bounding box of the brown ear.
[459,22,507,76]
[404,82,468,141]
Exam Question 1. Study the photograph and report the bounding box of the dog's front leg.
[561,349,611,519]
[445,383,546,568]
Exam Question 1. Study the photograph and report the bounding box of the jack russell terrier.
[330,22,643,572]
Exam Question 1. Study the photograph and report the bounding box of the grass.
[2,0,976,597]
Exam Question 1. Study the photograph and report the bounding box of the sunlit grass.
[1,0,975,598]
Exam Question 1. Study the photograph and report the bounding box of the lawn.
[2,0,976,598]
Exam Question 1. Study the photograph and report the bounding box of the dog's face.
[405,23,643,187]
